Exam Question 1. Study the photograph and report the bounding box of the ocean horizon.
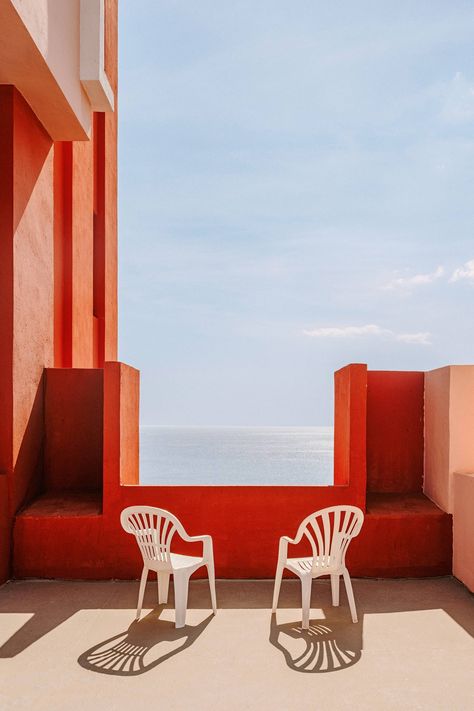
[139,426,334,486]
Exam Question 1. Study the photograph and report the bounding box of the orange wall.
[367,371,424,493]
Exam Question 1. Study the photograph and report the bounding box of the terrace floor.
[0,577,472,710]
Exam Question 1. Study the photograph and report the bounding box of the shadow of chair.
[1,578,472,677]
[78,607,213,676]
[269,611,362,673]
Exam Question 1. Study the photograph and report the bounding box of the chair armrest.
[179,531,214,561]
[277,530,304,563]
[180,532,211,544]
[281,535,299,546]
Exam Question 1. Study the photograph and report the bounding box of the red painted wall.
[0,86,54,581]
[334,364,367,501]
[44,369,103,491]
[13,362,452,581]
[367,371,425,493]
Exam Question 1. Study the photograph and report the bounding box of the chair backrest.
[120,506,183,570]
[296,506,364,573]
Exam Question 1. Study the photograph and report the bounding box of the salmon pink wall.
[367,371,424,493]
[424,366,474,513]
[103,0,118,361]
[424,367,451,511]
[0,0,91,139]
[449,367,474,480]
[453,472,474,592]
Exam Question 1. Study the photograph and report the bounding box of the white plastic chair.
[272,505,364,628]
[120,506,217,629]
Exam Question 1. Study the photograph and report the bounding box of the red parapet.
[12,360,452,581]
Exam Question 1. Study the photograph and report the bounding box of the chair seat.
[121,505,217,628]
[146,552,204,573]
[286,556,339,576]
[170,553,204,571]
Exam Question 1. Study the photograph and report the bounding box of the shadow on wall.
[11,372,45,512]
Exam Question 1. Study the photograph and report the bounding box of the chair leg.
[301,575,312,629]
[342,568,358,623]
[158,572,170,604]
[206,562,217,614]
[331,574,340,606]
[272,561,284,612]
[173,571,190,629]
[136,566,148,620]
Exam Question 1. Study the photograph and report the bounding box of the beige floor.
[0,577,472,711]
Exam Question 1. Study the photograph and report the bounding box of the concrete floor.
[0,577,472,711]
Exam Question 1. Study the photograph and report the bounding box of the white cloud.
[396,332,432,345]
[450,259,474,282]
[303,323,431,345]
[384,266,444,290]
[303,324,387,338]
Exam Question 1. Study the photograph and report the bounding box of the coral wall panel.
[71,140,94,367]
[0,86,54,581]
[103,0,118,362]
[12,89,54,514]
[367,371,424,493]
[53,141,73,367]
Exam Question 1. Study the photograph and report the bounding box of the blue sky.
[118,1,474,425]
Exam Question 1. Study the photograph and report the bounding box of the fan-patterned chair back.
[120,506,180,570]
[297,506,364,573]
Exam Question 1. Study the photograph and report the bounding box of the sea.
[139,426,334,486]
